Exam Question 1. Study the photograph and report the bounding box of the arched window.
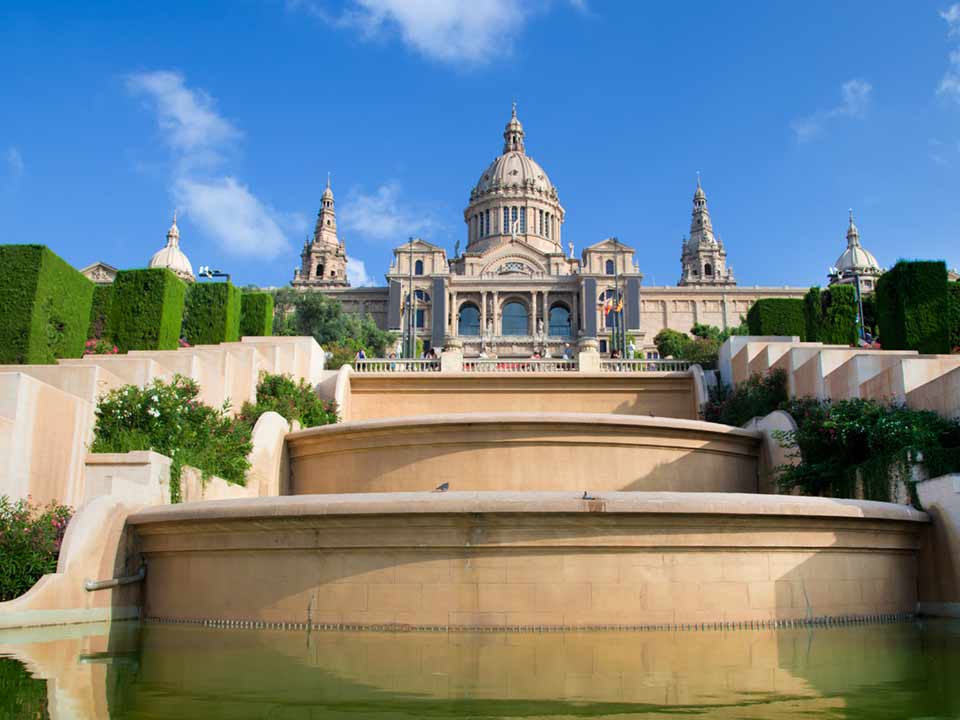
[501,301,529,335]
[503,207,510,233]
[520,207,527,233]
[485,209,491,236]
[704,263,713,276]
[316,264,324,278]
[605,259,615,275]
[414,259,424,275]
[549,304,571,336]
[458,303,481,336]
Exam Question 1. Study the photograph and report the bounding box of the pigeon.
[582,491,597,500]
[432,482,449,493]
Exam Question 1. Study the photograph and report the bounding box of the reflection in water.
[1,620,959,719]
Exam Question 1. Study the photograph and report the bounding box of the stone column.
[572,290,579,338]
[529,290,537,338]
[493,291,499,336]
[450,290,458,335]
[541,290,549,334]
[480,290,487,336]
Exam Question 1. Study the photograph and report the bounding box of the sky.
[2,1,960,289]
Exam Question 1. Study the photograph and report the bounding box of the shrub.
[0,657,48,717]
[0,245,94,364]
[91,375,252,502]
[861,292,879,338]
[802,287,823,343]
[875,260,949,354]
[88,284,114,341]
[653,328,689,359]
[273,289,395,355]
[0,496,72,601]
[777,398,960,503]
[819,284,859,345]
[949,281,960,351]
[240,292,274,337]
[182,281,242,346]
[746,298,806,338]
[239,373,338,430]
[702,368,788,427]
[110,269,186,352]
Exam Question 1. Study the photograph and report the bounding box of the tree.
[654,329,689,359]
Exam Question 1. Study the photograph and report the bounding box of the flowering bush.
[777,398,960,503]
[0,496,72,601]
[702,368,788,427]
[239,373,338,430]
[91,375,252,502]
[83,338,119,355]
[178,337,191,348]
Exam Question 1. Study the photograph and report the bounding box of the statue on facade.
[568,242,574,259]
[537,318,544,336]
[454,240,460,257]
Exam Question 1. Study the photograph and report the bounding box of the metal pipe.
[84,564,146,592]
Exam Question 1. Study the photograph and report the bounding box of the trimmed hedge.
[110,268,186,352]
[876,260,949,354]
[88,284,114,340]
[819,284,859,345]
[950,281,960,350]
[0,245,94,364]
[803,287,823,343]
[240,292,274,337]
[182,282,242,346]
[746,298,805,339]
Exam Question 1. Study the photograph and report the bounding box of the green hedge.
[110,268,186,352]
[949,281,960,350]
[819,284,860,345]
[182,282,242,346]
[240,292,274,337]
[0,245,94,364]
[876,260,949,354]
[88,284,114,340]
[746,298,805,339]
[803,287,823,343]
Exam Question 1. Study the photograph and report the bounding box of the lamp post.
[406,238,416,359]
[197,265,230,284]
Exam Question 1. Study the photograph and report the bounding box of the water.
[1,619,959,719]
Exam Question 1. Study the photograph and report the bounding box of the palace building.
[303,106,808,356]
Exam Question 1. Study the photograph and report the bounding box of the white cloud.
[791,78,873,141]
[339,182,434,242]
[346,255,375,286]
[293,0,583,65]
[939,7,960,101]
[174,177,289,259]
[6,147,23,177]
[126,71,239,156]
[128,70,292,259]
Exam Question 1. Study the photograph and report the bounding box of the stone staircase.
[721,336,960,417]
[0,337,326,507]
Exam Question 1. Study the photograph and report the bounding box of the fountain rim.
[126,490,929,527]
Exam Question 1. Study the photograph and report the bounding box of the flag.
[615,299,623,313]
[602,299,613,315]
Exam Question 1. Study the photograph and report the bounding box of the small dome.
[148,213,194,281]
[473,152,556,197]
[835,210,880,274]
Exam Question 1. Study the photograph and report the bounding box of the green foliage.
[91,375,252,500]
[0,496,72,601]
[655,324,746,369]
[240,292,274,337]
[239,373,338,430]
[949,281,960,351]
[819,284,860,345]
[653,329,689,359]
[702,368,788,427]
[0,657,49,718]
[182,282,242,346]
[88,284,114,341]
[777,398,960,503]
[0,245,94,364]
[746,298,806,339]
[110,268,186,352]
[861,292,879,338]
[272,289,395,357]
[803,287,823,343]
[875,260,949,353]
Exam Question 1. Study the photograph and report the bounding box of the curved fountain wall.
[130,492,926,629]
[287,413,761,494]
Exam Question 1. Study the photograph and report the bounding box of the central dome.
[472,151,556,198]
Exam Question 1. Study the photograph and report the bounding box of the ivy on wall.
[182,282,242,346]
[0,245,94,364]
[109,268,186,352]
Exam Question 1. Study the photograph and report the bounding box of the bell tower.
[292,175,350,288]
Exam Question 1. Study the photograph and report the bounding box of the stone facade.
[293,108,808,355]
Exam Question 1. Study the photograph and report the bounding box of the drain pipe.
[84,564,146,592]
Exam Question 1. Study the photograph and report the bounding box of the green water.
[1,620,959,719]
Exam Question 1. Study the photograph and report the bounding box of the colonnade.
[447,287,579,338]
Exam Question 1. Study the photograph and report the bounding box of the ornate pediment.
[79,261,118,285]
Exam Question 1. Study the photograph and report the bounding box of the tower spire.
[847,208,860,246]
[503,102,525,154]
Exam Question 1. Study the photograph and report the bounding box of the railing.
[353,358,440,373]
[463,358,578,373]
[599,359,692,372]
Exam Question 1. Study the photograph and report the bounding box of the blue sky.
[2,1,959,289]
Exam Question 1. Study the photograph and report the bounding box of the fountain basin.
[129,491,927,629]
[287,413,762,494]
